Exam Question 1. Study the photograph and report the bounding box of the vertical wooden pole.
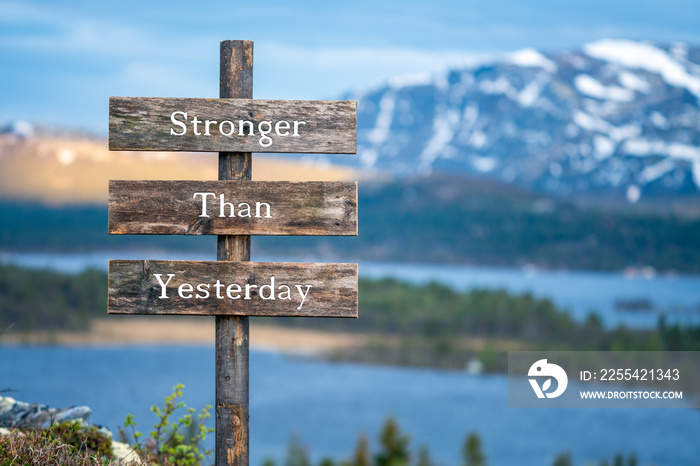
[216,40,253,466]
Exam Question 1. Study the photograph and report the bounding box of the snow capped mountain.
[341,39,700,201]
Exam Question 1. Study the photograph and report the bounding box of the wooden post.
[107,38,358,465]
[216,40,253,466]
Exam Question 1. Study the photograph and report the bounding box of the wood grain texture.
[217,39,252,466]
[108,260,358,317]
[109,97,356,154]
[108,180,358,236]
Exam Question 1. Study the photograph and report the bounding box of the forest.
[2,264,697,374]
[3,175,700,273]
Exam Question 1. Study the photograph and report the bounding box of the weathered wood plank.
[108,260,358,317]
[108,180,357,236]
[109,97,356,154]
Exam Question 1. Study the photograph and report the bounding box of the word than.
[154,274,311,310]
[171,111,305,148]
[108,180,358,236]
[193,192,272,218]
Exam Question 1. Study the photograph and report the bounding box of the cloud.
[260,42,491,71]
[3,0,699,130]
[114,62,216,97]
[253,42,495,99]
[0,0,214,61]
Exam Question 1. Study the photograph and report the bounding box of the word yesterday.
[153,274,312,310]
[170,111,307,147]
[193,192,272,219]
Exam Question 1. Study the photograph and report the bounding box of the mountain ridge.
[328,39,700,203]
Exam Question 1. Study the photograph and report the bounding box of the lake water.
[1,346,698,466]
[2,251,700,328]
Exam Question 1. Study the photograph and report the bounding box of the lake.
[2,251,699,464]
[1,345,698,466]
[2,251,700,328]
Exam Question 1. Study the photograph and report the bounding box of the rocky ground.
[0,395,140,464]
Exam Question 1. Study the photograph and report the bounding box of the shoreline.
[0,317,365,355]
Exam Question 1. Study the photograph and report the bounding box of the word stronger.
[170,111,306,147]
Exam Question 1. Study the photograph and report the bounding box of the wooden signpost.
[109,260,357,317]
[109,97,356,153]
[109,180,357,236]
[107,40,358,466]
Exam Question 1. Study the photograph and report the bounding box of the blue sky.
[2,0,699,133]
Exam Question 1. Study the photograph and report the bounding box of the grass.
[0,426,141,466]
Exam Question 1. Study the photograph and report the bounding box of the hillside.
[3,39,700,273]
[257,175,700,273]
[3,175,700,273]
[0,133,361,204]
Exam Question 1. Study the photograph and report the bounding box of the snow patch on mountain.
[506,48,558,73]
[584,39,700,98]
[338,39,700,199]
[388,72,434,89]
[618,71,652,93]
[574,75,635,102]
[420,108,460,168]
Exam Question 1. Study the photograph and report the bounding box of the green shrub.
[48,421,114,459]
[0,427,119,466]
[120,383,213,466]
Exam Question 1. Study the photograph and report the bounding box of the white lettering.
[153,274,315,310]
[204,119,217,136]
[193,192,216,218]
[258,121,273,147]
[244,283,258,300]
[170,111,187,136]
[237,202,251,218]
[259,276,275,300]
[295,284,312,310]
[226,283,241,299]
[214,279,225,299]
[196,283,211,299]
[220,194,236,217]
[255,202,272,218]
[275,120,290,136]
[192,116,202,136]
[219,120,235,137]
[293,121,307,136]
[178,283,194,299]
[153,273,175,298]
[169,112,307,147]
[238,120,254,136]
[277,285,291,300]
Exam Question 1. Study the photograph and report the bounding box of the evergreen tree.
[416,446,432,466]
[351,434,371,466]
[552,452,572,466]
[375,417,410,466]
[462,432,486,466]
[285,434,310,466]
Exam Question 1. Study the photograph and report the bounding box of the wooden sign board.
[109,97,356,153]
[109,180,357,236]
[109,260,358,317]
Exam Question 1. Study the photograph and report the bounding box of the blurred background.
[1,1,700,465]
